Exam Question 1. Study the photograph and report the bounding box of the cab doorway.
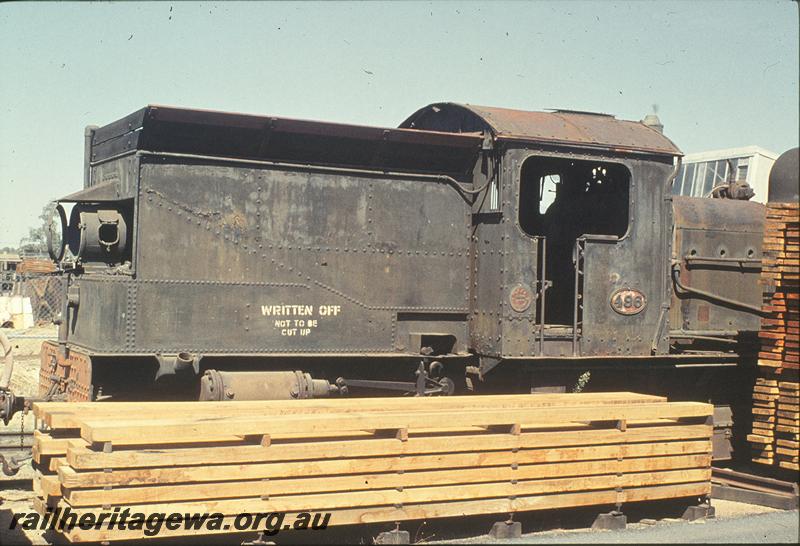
[519,156,631,327]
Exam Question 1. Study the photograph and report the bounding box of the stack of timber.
[31,393,713,542]
[16,258,57,276]
[751,202,800,471]
[776,381,799,469]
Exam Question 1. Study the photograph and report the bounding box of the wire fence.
[12,275,66,326]
[0,271,14,295]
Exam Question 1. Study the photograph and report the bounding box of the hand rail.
[671,262,765,316]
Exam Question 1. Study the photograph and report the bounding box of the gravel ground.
[438,501,798,544]
[0,486,50,545]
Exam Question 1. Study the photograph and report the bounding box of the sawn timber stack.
[750,202,800,471]
[31,393,713,542]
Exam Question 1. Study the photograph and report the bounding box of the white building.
[672,146,778,204]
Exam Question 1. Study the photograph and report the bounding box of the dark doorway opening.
[519,156,631,326]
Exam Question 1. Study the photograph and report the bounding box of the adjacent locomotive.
[34,103,766,435]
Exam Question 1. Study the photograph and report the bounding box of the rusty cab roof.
[89,105,484,179]
[401,103,682,158]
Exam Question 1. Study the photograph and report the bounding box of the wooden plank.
[57,439,711,488]
[66,424,712,470]
[776,439,799,449]
[56,468,711,516]
[49,419,689,461]
[753,423,775,436]
[752,415,776,423]
[754,416,782,428]
[62,453,712,507]
[752,393,777,401]
[33,434,82,457]
[753,386,780,394]
[39,475,62,497]
[34,392,668,428]
[31,473,43,499]
[48,457,68,473]
[78,402,712,445]
[753,457,775,465]
[56,482,712,543]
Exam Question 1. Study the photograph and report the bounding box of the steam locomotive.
[5,102,797,460]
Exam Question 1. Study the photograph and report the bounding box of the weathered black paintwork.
[671,196,765,335]
[52,103,766,389]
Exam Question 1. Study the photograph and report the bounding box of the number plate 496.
[610,288,646,315]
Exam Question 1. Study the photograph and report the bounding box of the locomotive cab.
[403,104,682,367]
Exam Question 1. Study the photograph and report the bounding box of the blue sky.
[1,1,798,247]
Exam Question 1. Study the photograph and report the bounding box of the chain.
[20,404,29,449]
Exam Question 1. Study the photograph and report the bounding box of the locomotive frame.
[39,103,765,417]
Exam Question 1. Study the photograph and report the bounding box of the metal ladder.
[535,236,550,356]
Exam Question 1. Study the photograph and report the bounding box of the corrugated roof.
[400,103,682,156]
